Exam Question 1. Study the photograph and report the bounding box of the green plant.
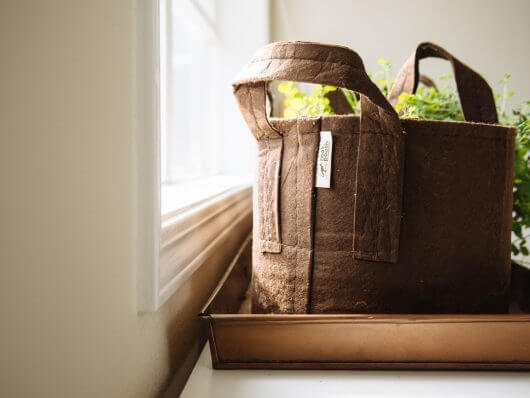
[277,65,530,258]
[395,77,465,121]
[277,81,336,117]
[504,98,530,257]
[373,58,394,97]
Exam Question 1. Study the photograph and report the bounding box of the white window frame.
[134,0,268,311]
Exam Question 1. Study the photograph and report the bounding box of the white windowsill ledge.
[161,175,252,216]
[180,345,530,397]
[158,182,252,305]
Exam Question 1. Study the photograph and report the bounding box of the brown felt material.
[254,137,283,253]
[388,42,498,124]
[234,41,515,314]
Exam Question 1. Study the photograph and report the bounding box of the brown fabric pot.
[233,41,515,314]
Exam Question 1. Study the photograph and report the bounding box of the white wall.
[0,1,251,396]
[272,0,530,110]
[217,0,270,175]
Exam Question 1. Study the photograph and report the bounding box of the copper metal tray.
[200,236,530,370]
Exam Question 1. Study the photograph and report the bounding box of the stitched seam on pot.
[265,139,272,245]
[259,141,266,244]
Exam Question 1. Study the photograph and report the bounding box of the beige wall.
[271,0,530,108]
[0,1,250,396]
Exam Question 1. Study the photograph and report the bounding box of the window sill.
[161,175,252,216]
[180,345,530,397]
[157,181,252,307]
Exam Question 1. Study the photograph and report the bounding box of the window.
[136,0,270,311]
[160,0,260,214]
[160,0,218,183]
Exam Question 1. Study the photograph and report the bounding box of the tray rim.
[202,313,530,322]
[209,359,530,371]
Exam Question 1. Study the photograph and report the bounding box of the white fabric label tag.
[315,131,333,188]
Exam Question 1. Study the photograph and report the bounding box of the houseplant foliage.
[277,62,530,258]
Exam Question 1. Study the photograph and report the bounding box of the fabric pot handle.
[233,41,405,263]
[388,42,498,124]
